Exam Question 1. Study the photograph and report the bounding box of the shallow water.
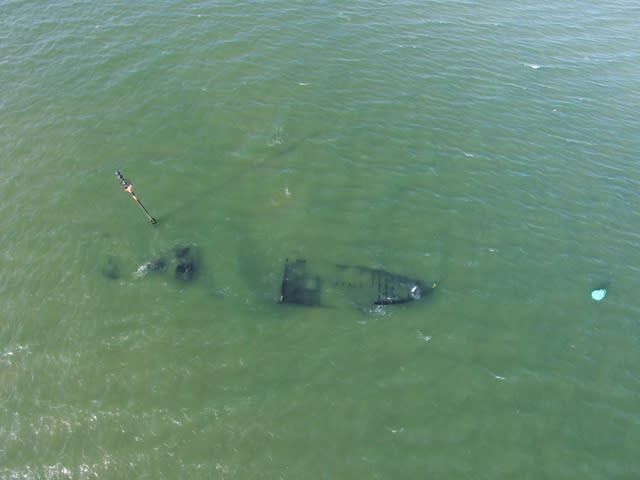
[2,1,640,478]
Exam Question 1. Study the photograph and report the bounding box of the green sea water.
[2,1,640,478]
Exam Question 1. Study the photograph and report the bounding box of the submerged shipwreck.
[104,248,435,309]
[103,244,200,282]
[279,258,435,308]
[109,171,436,308]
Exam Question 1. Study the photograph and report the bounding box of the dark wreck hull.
[279,258,436,308]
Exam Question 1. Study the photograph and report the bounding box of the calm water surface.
[1,1,640,478]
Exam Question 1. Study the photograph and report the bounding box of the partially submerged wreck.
[104,249,435,309]
[279,258,435,308]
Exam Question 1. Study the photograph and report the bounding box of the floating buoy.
[591,288,606,301]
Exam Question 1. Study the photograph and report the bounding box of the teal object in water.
[591,288,607,301]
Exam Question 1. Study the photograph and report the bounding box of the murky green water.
[2,1,640,478]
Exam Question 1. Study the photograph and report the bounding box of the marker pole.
[115,170,158,225]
